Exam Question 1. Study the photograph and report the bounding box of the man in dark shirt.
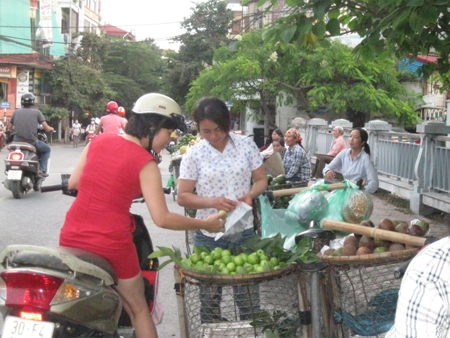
[9,93,54,175]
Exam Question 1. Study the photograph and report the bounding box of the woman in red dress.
[60,93,225,338]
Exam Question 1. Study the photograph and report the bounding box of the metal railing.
[298,119,450,215]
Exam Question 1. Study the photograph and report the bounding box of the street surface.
[0,142,185,337]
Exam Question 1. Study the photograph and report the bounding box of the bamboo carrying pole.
[271,180,368,197]
[321,219,427,247]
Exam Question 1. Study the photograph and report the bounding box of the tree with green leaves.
[42,56,115,117]
[186,32,281,134]
[163,0,234,106]
[187,32,418,129]
[101,38,164,112]
[246,0,450,89]
[276,41,419,127]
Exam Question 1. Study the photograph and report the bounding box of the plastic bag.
[319,180,372,236]
[342,189,373,224]
[215,202,252,242]
[285,186,329,227]
[259,195,307,249]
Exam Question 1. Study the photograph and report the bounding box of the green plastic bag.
[259,194,307,249]
[319,180,373,234]
[285,186,329,227]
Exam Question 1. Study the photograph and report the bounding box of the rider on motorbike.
[8,93,54,176]
[96,101,127,135]
[117,106,127,135]
[59,93,225,338]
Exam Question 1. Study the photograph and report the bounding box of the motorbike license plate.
[7,170,22,180]
[2,316,54,338]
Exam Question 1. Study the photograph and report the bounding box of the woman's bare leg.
[116,273,158,338]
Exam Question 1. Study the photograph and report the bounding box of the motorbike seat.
[2,245,118,285]
[8,142,36,153]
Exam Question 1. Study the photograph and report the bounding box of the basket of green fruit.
[151,234,317,338]
[149,234,317,284]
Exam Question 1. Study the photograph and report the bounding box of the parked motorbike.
[3,125,50,199]
[0,174,160,338]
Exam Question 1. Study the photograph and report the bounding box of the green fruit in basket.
[190,253,201,264]
[270,257,279,266]
[221,249,231,257]
[267,175,273,183]
[273,265,281,270]
[248,253,260,265]
[204,255,214,265]
[221,267,230,274]
[227,262,236,272]
[243,263,253,272]
[195,260,204,268]
[261,261,271,272]
[233,256,245,266]
[200,252,208,260]
[256,249,265,257]
[254,265,265,273]
[218,263,226,271]
[222,255,232,264]
[212,250,222,260]
[240,253,249,263]
[260,255,269,262]
[236,266,247,274]
[213,259,223,266]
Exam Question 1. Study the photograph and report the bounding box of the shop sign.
[16,71,30,108]
[0,66,17,78]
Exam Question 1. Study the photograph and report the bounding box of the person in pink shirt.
[96,101,128,135]
[311,126,347,179]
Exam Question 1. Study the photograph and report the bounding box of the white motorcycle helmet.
[132,93,186,132]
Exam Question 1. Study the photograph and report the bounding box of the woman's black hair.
[354,127,371,156]
[193,97,231,133]
[273,129,283,138]
[125,113,178,157]
[272,137,285,147]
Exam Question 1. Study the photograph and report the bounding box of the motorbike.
[3,125,50,199]
[85,132,95,146]
[0,174,160,338]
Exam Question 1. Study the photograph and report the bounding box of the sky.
[100,0,210,51]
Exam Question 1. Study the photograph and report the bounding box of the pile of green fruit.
[149,234,318,275]
[266,174,286,189]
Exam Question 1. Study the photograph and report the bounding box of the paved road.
[0,142,186,337]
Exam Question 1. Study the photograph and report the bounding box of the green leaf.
[280,26,297,43]
[406,0,424,6]
[257,0,268,7]
[312,21,326,39]
[326,18,341,36]
[418,6,439,23]
[156,259,174,271]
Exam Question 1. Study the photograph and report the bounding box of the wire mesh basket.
[177,265,304,338]
[318,251,418,338]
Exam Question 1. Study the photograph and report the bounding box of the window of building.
[0,81,8,102]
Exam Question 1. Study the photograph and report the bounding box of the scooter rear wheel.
[11,180,25,199]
